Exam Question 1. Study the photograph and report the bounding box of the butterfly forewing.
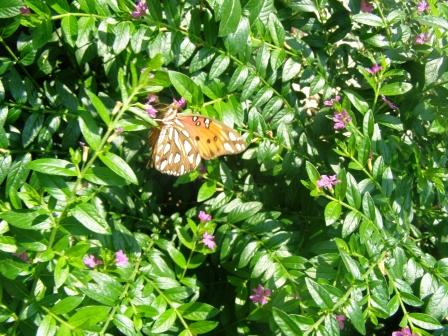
[150,107,246,176]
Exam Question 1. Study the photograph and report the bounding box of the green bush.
[0,0,447,335]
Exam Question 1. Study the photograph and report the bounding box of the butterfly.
[149,100,247,176]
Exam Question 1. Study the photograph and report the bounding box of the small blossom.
[202,232,216,249]
[115,250,129,267]
[173,97,186,110]
[415,32,430,45]
[323,95,341,107]
[367,64,382,74]
[83,255,102,268]
[147,94,158,104]
[333,110,352,130]
[317,175,340,190]
[392,327,417,336]
[417,1,429,13]
[249,285,271,305]
[13,252,29,262]
[20,6,31,15]
[336,315,346,330]
[381,95,398,110]
[146,104,158,118]
[360,0,374,13]
[115,127,124,134]
[198,210,212,222]
[131,0,148,18]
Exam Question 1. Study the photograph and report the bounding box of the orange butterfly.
[149,99,247,176]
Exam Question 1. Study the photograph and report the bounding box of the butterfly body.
[150,104,246,176]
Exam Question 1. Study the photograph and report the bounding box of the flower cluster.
[83,250,129,268]
[249,285,271,305]
[333,110,352,130]
[131,0,148,18]
[173,97,186,110]
[145,94,158,118]
[417,1,429,14]
[323,95,340,107]
[392,327,417,336]
[317,175,340,190]
[360,0,373,13]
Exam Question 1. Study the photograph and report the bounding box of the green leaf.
[0,154,12,186]
[85,90,111,125]
[345,300,366,335]
[51,296,84,314]
[238,241,258,268]
[227,201,263,223]
[178,302,219,321]
[113,314,136,336]
[98,152,138,185]
[228,66,249,92]
[36,314,57,336]
[344,89,369,115]
[272,308,303,336]
[152,309,177,333]
[197,180,217,202]
[78,109,102,150]
[379,82,412,96]
[305,161,320,184]
[305,278,333,309]
[81,271,122,306]
[113,21,132,55]
[168,70,203,106]
[28,159,77,177]
[84,166,127,186]
[218,0,241,37]
[6,154,31,209]
[189,48,216,73]
[342,211,361,237]
[54,257,69,289]
[188,320,219,334]
[67,305,111,328]
[324,201,342,226]
[352,13,384,27]
[268,13,284,47]
[0,236,16,253]
[71,202,111,234]
[0,0,21,18]
[346,173,361,209]
[339,250,361,280]
[408,313,442,330]
[209,54,230,79]
[416,15,448,30]
[282,58,301,82]
[22,113,45,147]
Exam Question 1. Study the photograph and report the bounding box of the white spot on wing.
[184,140,192,154]
[223,143,233,152]
[174,153,181,163]
[195,154,201,166]
[163,143,170,155]
[173,129,182,150]
[180,165,185,175]
[188,154,195,164]
[159,160,168,171]
[181,129,189,137]
[228,132,237,141]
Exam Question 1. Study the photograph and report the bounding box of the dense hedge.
[0,0,447,335]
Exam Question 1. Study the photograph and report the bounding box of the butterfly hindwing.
[151,125,201,176]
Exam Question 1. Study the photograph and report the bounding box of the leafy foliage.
[0,0,448,335]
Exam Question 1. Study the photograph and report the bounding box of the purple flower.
[323,95,341,107]
[83,255,102,268]
[115,127,124,134]
[198,210,212,222]
[415,32,430,44]
[417,1,429,13]
[392,327,417,336]
[147,94,158,104]
[249,285,271,305]
[20,7,31,15]
[173,97,186,110]
[360,0,374,13]
[13,252,29,262]
[381,95,398,111]
[367,64,382,74]
[146,104,157,118]
[115,250,129,266]
[333,110,352,130]
[336,315,346,330]
[317,175,340,190]
[202,232,216,249]
[131,0,148,18]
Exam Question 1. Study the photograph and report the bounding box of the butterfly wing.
[150,124,202,176]
[176,115,247,160]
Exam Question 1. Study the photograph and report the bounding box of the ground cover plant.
[0,0,447,335]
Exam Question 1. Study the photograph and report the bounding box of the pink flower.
[20,7,31,15]
[146,105,157,118]
[83,255,102,268]
[202,232,216,249]
[317,175,340,190]
[115,127,124,134]
[417,1,429,13]
[367,64,382,74]
[147,94,158,104]
[415,32,430,44]
[336,315,346,330]
[333,110,352,129]
[392,327,417,336]
[381,95,398,110]
[360,0,374,13]
[13,252,29,262]
[131,0,148,18]
[173,97,186,110]
[323,95,341,107]
[198,211,212,222]
[115,250,129,266]
[249,285,271,305]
